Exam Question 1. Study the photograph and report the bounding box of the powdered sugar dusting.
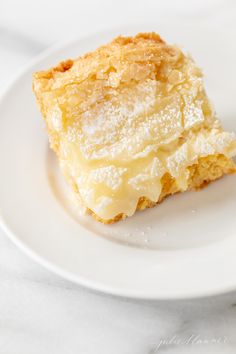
[184,100,204,129]
[76,79,158,159]
[90,165,127,190]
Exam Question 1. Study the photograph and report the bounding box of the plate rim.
[2,215,236,300]
[0,23,236,300]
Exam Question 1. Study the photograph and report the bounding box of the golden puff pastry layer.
[33,32,236,223]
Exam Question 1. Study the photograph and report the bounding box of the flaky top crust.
[33,32,181,92]
[33,32,183,153]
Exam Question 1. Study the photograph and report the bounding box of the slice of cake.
[33,32,236,223]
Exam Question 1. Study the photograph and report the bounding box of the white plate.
[0,23,236,299]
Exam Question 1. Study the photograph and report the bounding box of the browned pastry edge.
[33,32,165,81]
[33,59,74,80]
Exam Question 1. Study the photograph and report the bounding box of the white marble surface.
[1,1,236,353]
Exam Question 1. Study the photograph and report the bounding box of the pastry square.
[33,32,236,223]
